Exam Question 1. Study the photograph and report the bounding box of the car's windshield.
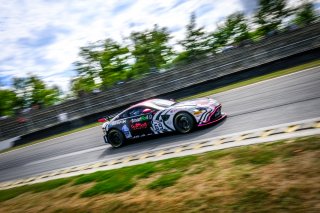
[151,99,175,108]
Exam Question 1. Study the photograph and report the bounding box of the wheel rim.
[109,132,122,147]
[177,115,191,132]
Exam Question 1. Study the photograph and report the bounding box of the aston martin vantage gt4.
[99,98,226,147]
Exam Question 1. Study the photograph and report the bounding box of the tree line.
[0,0,318,117]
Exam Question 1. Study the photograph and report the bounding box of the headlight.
[210,100,220,107]
[193,108,205,116]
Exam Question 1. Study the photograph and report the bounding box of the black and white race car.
[99,98,226,147]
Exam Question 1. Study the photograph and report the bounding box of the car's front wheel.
[174,112,195,134]
[107,129,125,148]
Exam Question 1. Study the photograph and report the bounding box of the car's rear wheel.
[174,112,195,134]
[107,129,125,148]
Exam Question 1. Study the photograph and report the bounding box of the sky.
[0,0,318,92]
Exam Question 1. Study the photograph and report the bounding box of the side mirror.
[98,118,107,123]
[142,108,153,114]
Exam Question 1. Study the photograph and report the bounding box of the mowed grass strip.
[1,135,320,212]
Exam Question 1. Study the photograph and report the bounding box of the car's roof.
[129,98,176,109]
[129,99,161,109]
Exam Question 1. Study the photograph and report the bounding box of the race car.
[98,98,226,148]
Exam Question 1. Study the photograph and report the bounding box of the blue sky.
[0,0,317,91]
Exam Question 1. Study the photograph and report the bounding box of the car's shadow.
[98,118,227,159]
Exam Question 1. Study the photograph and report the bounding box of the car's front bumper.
[103,134,108,143]
[198,105,227,126]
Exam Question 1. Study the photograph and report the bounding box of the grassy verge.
[1,136,319,212]
[2,59,319,154]
[178,59,320,101]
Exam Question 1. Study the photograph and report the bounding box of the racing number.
[154,122,164,132]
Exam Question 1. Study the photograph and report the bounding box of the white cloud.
[0,0,301,92]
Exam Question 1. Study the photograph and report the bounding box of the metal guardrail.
[0,117,319,189]
[1,22,320,140]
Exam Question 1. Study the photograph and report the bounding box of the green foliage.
[130,24,174,74]
[254,0,290,36]
[177,13,209,62]
[0,89,17,116]
[147,172,182,189]
[71,76,96,97]
[293,1,318,26]
[12,75,61,109]
[98,39,130,88]
[72,39,130,96]
[209,12,251,51]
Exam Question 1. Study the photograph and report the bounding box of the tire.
[174,112,195,134]
[107,129,125,148]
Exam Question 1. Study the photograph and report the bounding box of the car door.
[127,107,155,137]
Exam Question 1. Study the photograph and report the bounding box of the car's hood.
[173,98,219,108]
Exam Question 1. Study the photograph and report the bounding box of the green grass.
[178,59,320,101]
[232,188,271,212]
[0,178,71,202]
[80,176,136,197]
[147,172,183,190]
[232,147,278,166]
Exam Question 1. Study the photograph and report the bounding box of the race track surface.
[0,67,320,182]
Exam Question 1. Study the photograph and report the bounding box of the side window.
[127,107,145,117]
[117,111,128,119]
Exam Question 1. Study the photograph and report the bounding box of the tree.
[254,0,290,36]
[72,42,102,95]
[72,39,131,95]
[130,24,173,74]
[177,13,208,62]
[0,89,17,116]
[71,76,96,97]
[13,75,60,109]
[209,12,251,51]
[99,39,130,88]
[293,1,318,26]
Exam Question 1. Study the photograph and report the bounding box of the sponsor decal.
[121,124,132,138]
[110,119,126,125]
[131,122,148,130]
[130,114,152,123]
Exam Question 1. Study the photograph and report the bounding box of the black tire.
[174,112,195,134]
[107,129,125,148]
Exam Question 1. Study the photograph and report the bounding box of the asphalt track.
[0,67,320,182]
